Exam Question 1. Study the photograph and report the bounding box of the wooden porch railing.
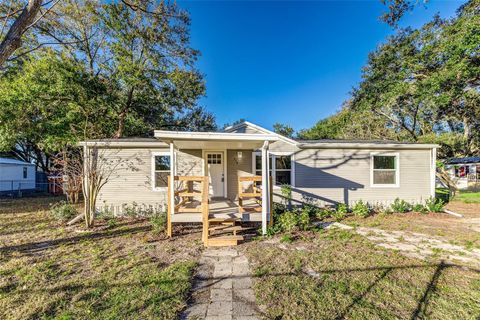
[238,176,273,226]
[167,175,209,242]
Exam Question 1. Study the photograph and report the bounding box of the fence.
[0,180,64,198]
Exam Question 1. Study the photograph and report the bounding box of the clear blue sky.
[179,0,464,131]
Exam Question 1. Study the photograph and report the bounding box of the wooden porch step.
[207,235,243,247]
[208,217,240,225]
[209,225,257,235]
[241,206,262,213]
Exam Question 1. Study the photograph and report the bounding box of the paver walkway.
[182,247,260,320]
[321,222,480,267]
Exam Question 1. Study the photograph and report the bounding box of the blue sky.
[179,0,464,131]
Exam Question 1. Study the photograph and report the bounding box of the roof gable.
[223,121,298,145]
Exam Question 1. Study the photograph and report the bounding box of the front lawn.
[242,229,480,319]
[0,197,202,319]
[454,190,480,203]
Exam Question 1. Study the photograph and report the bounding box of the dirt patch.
[344,201,480,249]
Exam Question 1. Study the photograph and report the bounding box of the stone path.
[322,222,480,266]
[181,247,260,320]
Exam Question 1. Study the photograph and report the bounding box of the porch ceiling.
[154,130,279,149]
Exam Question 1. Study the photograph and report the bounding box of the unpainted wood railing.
[238,176,273,226]
[167,176,209,242]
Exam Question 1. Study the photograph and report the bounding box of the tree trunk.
[0,0,43,67]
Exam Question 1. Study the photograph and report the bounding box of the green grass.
[244,230,480,319]
[454,190,480,203]
[0,197,200,320]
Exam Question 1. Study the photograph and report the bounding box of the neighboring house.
[81,121,437,245]
[444,157,480,190]
[0,158,36,195]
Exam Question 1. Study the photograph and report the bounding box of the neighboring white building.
[444,157,480,190]
[0,158,36,193]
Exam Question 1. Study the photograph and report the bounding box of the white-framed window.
[370,153,399,187]
[253,152,293,186]
[23,167,28,179]
[151,152,171,190]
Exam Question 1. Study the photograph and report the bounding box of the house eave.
[298,142,440,150]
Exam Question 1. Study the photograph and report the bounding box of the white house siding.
[0,164,35,192]
[227,150,254,200]
[292,148,432,206]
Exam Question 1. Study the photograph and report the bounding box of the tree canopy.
[0,0,215,171]
[300,0,480,158]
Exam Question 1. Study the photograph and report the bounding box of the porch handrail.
[167,175,209,242]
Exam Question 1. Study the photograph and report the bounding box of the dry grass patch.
[241,229,480,320]
[343,201,480,249]
[0,197,203,320]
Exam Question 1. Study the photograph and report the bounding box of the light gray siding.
[96,148,167,212]
[97,148,204,213]
[227,150,254,200]
[292,148,432,206]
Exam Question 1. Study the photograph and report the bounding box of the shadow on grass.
[187,261,480,319]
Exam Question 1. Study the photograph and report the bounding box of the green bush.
[331,209,347,221]
[50,201,77,222]
[278,211,299,232]
[315,208,332,220]
[352,200,370,218]
[298,209,310,230]
[390,198,411,213]
[336,203,349,214]
[425,197,445,213]
[412,203,428,214]
[150,212,167,234]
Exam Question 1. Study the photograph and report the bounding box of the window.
[254,153,292,186]
[152,153,170,189]
[207,153,222,164]
[371,154,399,187]
[23,167,28,179]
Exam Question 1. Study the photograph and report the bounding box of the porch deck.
[170,198,262,223]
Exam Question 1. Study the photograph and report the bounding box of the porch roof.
[153,130,279,149]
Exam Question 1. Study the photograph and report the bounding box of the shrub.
[412,203,428,214]
[50,201,77,222]
[281,184,292,207]
[150,212,167,234]
[390,198,411,213]
[331,209,347,221]
[278,211,299,232]
[352,200,370,218]
[315,208,332,220]
[336,203,349,215]
[425,197,445,213]
[298,209,310,230]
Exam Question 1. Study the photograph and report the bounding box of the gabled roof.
[223,121,298,145]
[0,157,34,165]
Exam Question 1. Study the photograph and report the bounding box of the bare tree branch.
[0,0,43,67]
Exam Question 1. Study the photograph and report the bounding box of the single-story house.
[0,157,36,196]
[444,157,480,190]
[81,121,437,246]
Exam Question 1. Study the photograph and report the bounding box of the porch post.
[169,141,175,219]
[261,141,270,235]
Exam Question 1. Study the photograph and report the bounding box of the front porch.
[155,130,279,246]
[167,175,273,247]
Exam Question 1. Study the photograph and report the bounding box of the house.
[444,157,480,190]
[81,121,437,246]
[0,158,36,196]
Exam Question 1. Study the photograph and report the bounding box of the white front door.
[206,152,225,198]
